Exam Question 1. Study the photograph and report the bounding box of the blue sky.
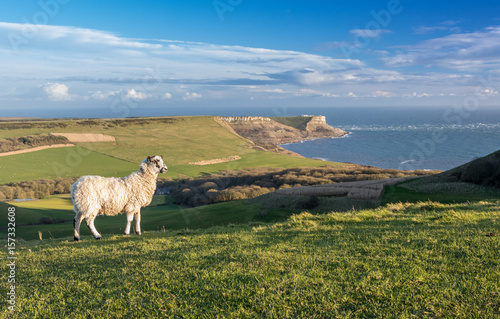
[1,0,500,117]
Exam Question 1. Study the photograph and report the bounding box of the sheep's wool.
[72,164,157,216]
[72,156,167,240]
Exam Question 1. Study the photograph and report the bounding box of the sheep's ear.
[160,155,163,159]
[147,156,151,163]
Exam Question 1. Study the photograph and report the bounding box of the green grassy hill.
[0,116,342,184]
[440,149,500,187]
[0,146,138,184]
[382,149,500,204]
[1,200,499,318]
[1,193,297,241]
[2,117,500,317]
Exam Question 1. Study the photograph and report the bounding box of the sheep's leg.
[134,210,142,235]
[124,211,134,236]
[86,214,102,240]
[73,213,85,241]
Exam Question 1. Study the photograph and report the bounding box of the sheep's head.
[144,155,168,173]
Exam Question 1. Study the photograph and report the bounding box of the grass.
[0,146,138,184]
[0,116,345,183]
[1,200,499,318]
[272,116,310,129]
[1,195,281,241]
[73,116,255,165]
[382,177,500,205]
[166,151,344,178]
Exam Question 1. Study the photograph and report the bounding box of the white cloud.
[43,82,72,101]
[1,22,498,108]
[349,29,392,39]
[371,90,395,98]
[182,92,202,100]
[384,26,500,71]
[125,89,152,100]
[404,92,433,98]
[90,90,120,100]
[413,21,462,35]
[0,22,162,50]
[414,25,461,35]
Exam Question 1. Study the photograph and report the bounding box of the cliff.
[218,115,348,156]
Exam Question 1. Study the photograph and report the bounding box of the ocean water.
[279,106,500,171]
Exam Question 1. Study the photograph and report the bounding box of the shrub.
[162,165,435,207]
[303,196,320,210]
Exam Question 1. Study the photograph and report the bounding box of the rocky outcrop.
[220,115,347,145]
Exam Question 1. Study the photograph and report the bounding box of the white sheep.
[71,155,168,241]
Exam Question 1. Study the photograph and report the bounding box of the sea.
[278,106,500,171]
[14,105,500,171]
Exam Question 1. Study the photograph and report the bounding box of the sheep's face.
[146,155,168,173]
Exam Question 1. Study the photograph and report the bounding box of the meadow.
[1,200,499,318]
[1,116,500,317]
[0,116,341,184]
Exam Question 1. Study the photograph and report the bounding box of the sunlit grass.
[1,201,499,318]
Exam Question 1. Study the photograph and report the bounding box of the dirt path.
[189,155,242,166]
[0,144,75,157]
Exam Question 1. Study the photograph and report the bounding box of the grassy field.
[1,195,285,241]
[0,146,138,184]
[1,200,499,318]
[0,116,344,183]
[381,176,500,205]
[382,184,500,205]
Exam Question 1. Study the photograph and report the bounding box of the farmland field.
[0,117,342,183]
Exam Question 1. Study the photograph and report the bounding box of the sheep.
[71,155,168,241]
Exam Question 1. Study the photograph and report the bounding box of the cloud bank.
[0,22,499,110]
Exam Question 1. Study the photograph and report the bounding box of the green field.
[0,146,138,184]
[1,194,292,241]
[381,176,500,205]
[2,117,500,317]
[1,200,499,318]
[0,116,342,183]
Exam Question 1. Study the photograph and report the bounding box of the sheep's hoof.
[136,231,142,236]
[74,237,80,242]
[124,233,130,236]
[95,236,102,240]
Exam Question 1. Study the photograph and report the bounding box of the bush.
[161,165,435,207]
[0,134,70,153]
[303,196,320,210]
[0,177,77,200]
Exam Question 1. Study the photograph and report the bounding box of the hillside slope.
[388,149,500,201]
[441,149,500,187]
